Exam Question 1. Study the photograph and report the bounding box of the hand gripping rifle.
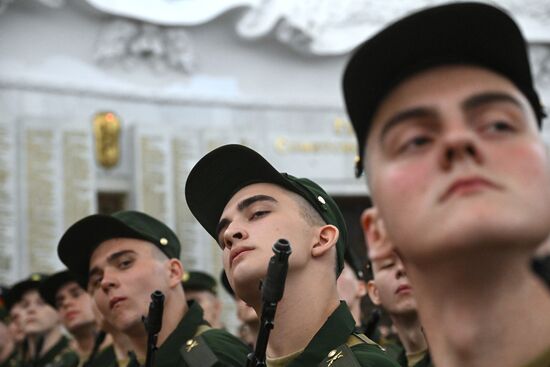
[246,239,292,367]
[142,290,165,367]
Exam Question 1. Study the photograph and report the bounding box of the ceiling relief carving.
[82,0,550,55]
[531,44,550,88]
[2,0,548,58]
[94,19,195,74]
[0,0,64,13]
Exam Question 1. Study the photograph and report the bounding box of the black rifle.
[532,255,550,289]
[247,239,292,367]
[142,290,165,367]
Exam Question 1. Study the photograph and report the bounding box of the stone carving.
[0,0,64,14]
[530,44,550,88]
[236,0,550,55]
[84,0,550,55]
[86,0,256,26]
[94,19,194,73]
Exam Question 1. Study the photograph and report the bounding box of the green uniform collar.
[285,301,355,367]
[35,335,77,366]
[85,345,117,367]
[134,301,205,367]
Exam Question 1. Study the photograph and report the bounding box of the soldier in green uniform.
[38,270,120,367]
[7,274,79,367]
[219,271,258,350]
[181,271,223,329]
[361,210,431,367]
[336,258,367,332]
[5,297,25,366]
[342,3,550,366]
[57,210,250,367]
[185,144,399,367]
[0,286,18,367]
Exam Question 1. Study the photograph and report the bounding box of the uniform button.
[317,196,326,205]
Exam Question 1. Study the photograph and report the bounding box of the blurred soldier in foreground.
[343,2,550,366]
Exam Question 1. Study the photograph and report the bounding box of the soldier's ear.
[361,207,394,261]
[167,258,184,288]
[311,224,338,258]
[366,280,381,306]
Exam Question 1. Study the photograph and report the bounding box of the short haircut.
[287,189,339,276]
[288,190,326,228]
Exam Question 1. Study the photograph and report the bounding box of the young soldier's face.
[217,183,318,300]
[367,253,417,315]
[336,263,366,308]
[185,290,221,327]
[88,239,170,334]
[19,290,59,336]
[365,65,550,263]
[55,281,95,333]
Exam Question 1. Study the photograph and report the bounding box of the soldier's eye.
[119,259,133,269]
[250,211,269,220]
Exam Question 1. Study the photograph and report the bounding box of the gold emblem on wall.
[93,112,121,168]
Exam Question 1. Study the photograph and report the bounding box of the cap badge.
[182,272,190,282]
[317,196,326,205]
[160,238,168,246]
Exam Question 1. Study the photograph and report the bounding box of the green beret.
[185,144,348,276]
[58,210,181,288]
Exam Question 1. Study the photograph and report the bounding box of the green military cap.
[39,270,80,309]
[5,273,48,311]
[58,210,181,288]
[181,271,218,295]
[185,144,349,275]
[343,2,545,177]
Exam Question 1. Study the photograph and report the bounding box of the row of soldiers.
[0,244,425,367]
[2,2,550,366]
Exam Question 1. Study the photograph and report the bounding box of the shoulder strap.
[317,332,385,367]
[348,332,384,349]
[180,324,219,367]
[194,324,211,337]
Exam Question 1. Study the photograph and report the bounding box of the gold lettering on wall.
[274,137,355,154]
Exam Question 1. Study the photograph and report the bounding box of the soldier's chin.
[231,266,264,304]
